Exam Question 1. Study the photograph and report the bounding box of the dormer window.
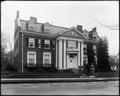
[44,23,50,33]
[28,23,35,31]
[44,28,50,32]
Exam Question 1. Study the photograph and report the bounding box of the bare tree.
[90,17,119,30]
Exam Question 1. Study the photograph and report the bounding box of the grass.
[1,71,119,78]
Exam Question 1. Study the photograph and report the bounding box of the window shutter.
[41,39,44,47]
[35,39,38,48]
[26,22,28,30]
[26,38,29,47]
[50,40,52,49]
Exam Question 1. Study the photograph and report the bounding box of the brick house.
[14,11,100,73]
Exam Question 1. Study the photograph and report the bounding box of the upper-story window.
[44,40,50,49]
[51,41,56,50]
[67,40,77,49]
[28,38,35,48]
[38,39,41,48]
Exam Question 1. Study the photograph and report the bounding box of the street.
[1,81,119,95]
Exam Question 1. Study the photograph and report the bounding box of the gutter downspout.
[22,33,24,72]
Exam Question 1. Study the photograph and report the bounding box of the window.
[51,41,56,49]
[44,40,50,49]
[43,52,51,67]
[44,23,50,33]
[28,38,35,48]
[44,28,50,32]
[93,45,97,54]
[38,39,41,48]
[67,40,77,49]
[27,51,36,67]
[28,23,35,31]
[83,44,87,55]
[83,56,87,65]
[83,47,87,55]
[94,37,96,39]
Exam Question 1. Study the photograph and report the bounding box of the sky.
[1,1,119,55]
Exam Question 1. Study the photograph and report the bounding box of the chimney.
[30,16,37,23]
[92,27,96,32]
[16,10,19,19]
[76,25,83,32]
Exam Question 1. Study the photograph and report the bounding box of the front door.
[67,54,78,68]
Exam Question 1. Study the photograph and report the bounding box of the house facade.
[14,12,100,73]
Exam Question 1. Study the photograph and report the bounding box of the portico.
[56,36,84,70]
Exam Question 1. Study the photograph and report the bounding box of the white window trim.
[28,38,35,48]
[27,51,36,66]
[68,40,77,49]
[44,40,50,49]
[28,23,35,31]
[93,45,96,50]
[43,52,51,65]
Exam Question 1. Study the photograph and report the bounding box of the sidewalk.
[1,77,119,84]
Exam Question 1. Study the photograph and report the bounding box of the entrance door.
[67,54,78,68]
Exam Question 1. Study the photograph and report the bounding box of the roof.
[18,18,100,43]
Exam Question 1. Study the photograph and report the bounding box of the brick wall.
[18,32,56,72]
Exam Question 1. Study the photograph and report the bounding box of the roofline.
[57,27,87,39]
[20,30,57,38]
[19,19,69,30]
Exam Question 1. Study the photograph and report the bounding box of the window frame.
[67,40,77,49]
[28,23,35,31]
[43,52,51,67]
[28,38,35,48]
[27,51,36,67]
[44,40,50,49]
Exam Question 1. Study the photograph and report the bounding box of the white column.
[81,41,83,66]
[64,40,66,69]
[59,39,63,69]
[78,41,80,67]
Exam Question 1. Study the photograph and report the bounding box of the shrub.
[4,64,18,72]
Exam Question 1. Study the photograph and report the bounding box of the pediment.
[59,28,85,39]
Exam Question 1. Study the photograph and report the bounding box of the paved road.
[1,81,119,95]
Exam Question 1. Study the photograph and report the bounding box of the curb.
[1,78,119,84]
